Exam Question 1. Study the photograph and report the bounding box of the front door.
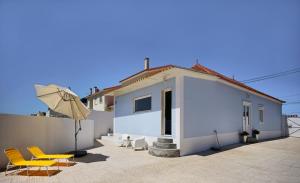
[243,102,251,133]
[162,90,172,135]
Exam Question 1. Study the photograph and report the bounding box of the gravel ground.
[1,137,300,183]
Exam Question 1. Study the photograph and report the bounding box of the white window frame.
[133,94,152,113]
[258,105,264,124]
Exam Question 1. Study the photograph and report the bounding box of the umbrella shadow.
[75,153,109,163]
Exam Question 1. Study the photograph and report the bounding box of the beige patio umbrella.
[35,84,90,157]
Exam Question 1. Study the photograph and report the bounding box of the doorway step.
[148,137,180,157]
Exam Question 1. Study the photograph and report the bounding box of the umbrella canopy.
[35,84,90,120]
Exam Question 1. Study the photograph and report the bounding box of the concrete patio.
[1,137,300,183]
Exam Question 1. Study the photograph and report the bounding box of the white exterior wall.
[88,110,113,139]
[114,78,177,144]
[181,76,283,155]
[0,114,94,169]
[111,69,283,156]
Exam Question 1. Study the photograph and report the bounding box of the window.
[99,96,103,103]
[134,95,151,112]
[258,106,264,123]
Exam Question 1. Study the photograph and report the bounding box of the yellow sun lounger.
[27,146,74,166]
[4,148,57,176]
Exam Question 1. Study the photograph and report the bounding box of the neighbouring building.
[84,86,121,111]
[107,58,285,156]
[46,108,69,118]
[30,111,46,116]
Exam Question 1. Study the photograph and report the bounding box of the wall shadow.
[197,137,289,156]
[257,136,288,143]
[289,136,300,138]
[75,153,109,163]
[197,143,244,156]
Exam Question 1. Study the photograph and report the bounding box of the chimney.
[144,57,150,70]
[93,86,99,93]
[90,88,93,95]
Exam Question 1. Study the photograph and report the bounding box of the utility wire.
[240,67,300,83]
[280,93,300,98]
[284,101,300,105]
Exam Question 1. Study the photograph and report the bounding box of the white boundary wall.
[88,110,113,139]
[0,114,94,169]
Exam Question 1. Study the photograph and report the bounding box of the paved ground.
[1,137,300,183]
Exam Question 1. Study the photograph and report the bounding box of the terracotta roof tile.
[121,65,175,86]
[86,85,121,98]
[120,65,175,83]
[102,85,122,94]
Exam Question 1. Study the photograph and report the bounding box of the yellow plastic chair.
[4,148,56,176]
[27,146,74,166]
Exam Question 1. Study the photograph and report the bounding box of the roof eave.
[119,65,175,83]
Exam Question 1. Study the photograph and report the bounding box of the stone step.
[247,137,258,143]
[153,142,177,149]
[148,147,180,157]
[157,137,173,143]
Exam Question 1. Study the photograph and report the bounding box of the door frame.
[242,101,252,133]
[161,88,172,136]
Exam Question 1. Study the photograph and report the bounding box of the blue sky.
[0,0,299,115]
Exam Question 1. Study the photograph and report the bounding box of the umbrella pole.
[73,119,87,157]
[75,119,77,152]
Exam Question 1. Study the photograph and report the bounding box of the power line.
[279,93,300,99]
[280,92,300,98]
[240,67,300,83]
[284,101,300,105]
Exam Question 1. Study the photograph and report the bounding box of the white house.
[107,58,285,156]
